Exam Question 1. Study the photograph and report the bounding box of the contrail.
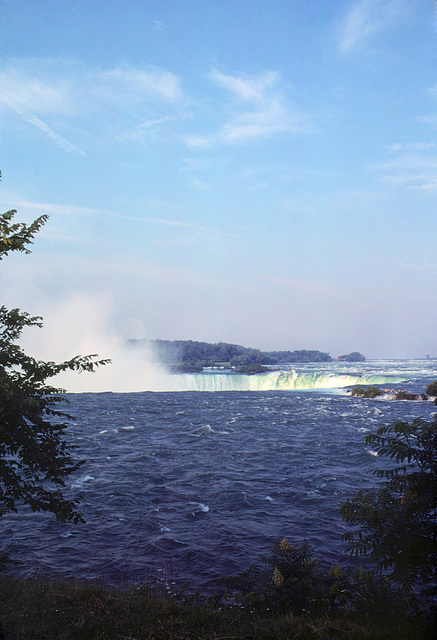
[6,99,85,156]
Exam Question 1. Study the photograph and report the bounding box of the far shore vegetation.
[129,338,366,373]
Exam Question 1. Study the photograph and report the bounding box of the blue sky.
[1,0,436,373]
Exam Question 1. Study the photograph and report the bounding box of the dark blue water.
[1,364,436,592]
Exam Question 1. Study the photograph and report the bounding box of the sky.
[0,0,436,387]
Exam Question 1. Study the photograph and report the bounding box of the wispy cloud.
[418,85,437,129]
[400,261,437,273]
[260,275,336,297]
[186,69,309,147]
[209,69,279,103]
[141,217,216,232]
[2,197,227,243]
[98,65,184,103]
[377,142,437,190]
[153,20,166,31]
[389,142,437,153]
[0,62,84,154]
[6,100,85,155]
[5,199,105,217]
[220,98,307,144]
[0,58,186,151]
[0,62,72,113]
[338,0,409,53]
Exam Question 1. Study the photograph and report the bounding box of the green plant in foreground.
[2,571,432,640]
[341,415,437,593]
[1,174,109,529]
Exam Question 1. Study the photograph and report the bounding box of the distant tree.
[426,380,437,397]
[0,174,109,524]
[340,416,437,592]
[338,352,366,362]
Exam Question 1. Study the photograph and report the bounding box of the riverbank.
[0,572,434,640]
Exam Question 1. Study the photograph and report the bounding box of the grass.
[0,572,434,640]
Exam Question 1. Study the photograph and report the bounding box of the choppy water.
[1,359,436,591]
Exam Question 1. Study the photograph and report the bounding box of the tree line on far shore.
[129,338,365,373]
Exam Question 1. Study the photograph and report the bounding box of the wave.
[172,371,407,392]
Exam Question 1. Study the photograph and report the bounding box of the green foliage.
[233,363,269,374]
[338,352,366,362]
[350,386,382,398]
[222,537,424,635]
[426,380,437,396]
[230,348,272,368]
[340,416,437,592]
[1,572,432,640]
[395,390,419,400]
[267,349,332,363]
[0,189,109,525]
[259,538,325,615]
[139,339,333,370]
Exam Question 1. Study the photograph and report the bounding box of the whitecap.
[189,502,209,515]
[265,496,275,502]
[368,450,378,457]
[189,425,214,436]
[120,426,135,431]
[71,475,95,489]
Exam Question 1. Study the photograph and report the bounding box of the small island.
[348,380,437,403]
[338,352,366,362]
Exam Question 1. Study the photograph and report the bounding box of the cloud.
[3,199,105,218]
[0,62,72,113]
[186,69,309,147]
[219,98,307,144]
[0,58,186,151]
[209,69,279,103]
[98,65,183,103]
[141,217,216,233]
[6,101,85,155]
[377,143,437,190]
[418,86,437,130]
[1,59,306,151]
[338,0,409,53]
[0,196,226,248]
[153,20,166,31]
[0,62,83,154]
[400,261,437,273]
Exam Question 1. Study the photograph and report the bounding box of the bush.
[350,386,382,398]
[425,380,437,396]
[341,415,437,593]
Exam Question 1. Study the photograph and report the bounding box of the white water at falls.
[174,370,408,392]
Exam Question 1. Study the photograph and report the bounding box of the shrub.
[425,380,437,396]
[341,416,437,593]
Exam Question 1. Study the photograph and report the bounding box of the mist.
[18,293,185,393]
